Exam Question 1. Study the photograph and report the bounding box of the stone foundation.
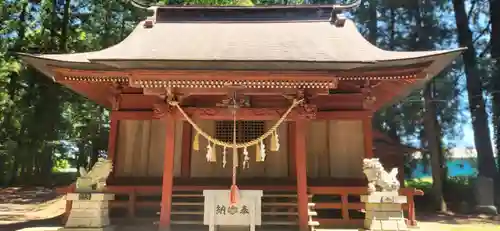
[361,192,408,231]
[59,193,115,231]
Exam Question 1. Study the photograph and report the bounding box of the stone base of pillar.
[58,193,115,231]
[474,176,498,215]
[361,192,408,231]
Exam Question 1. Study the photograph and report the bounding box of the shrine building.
[19,4,464,231]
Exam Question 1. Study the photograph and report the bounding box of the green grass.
[450,226,500,231]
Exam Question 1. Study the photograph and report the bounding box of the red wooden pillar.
[294,120,309,231]
[159,116,176,230]
[180,122,192,178]
[107,112,119,179]
[363,115,374,158]
[288,122,297,177]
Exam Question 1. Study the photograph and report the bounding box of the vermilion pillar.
[288,122,297,177]
[363,115,374,158]
[294,120,309,231]
[107,112,119,178]
[159,116,176,230]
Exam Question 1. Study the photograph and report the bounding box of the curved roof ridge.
[18,16,464,75]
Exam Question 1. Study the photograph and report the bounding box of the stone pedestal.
[361,192,408,231]
[59,193,115,231]
[474,176,498,215]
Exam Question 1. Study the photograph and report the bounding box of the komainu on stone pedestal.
[59,158,115,231]
[76,158,113,192]
[362,158,408,231]
[362,158,400,194]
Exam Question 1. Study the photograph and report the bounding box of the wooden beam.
[144,87,330,96]
[119,94,160,110]
[51,65,428,82]
[157,106,372,121]
[180,122,192,178]
[159,116,176,229]
[113,109,372,121]
[293,121,309,231]
[129,69,415,81]
[114,111,155,120]
[117,92,365,110]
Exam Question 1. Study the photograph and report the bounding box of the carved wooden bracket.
[152,103,172,119]
[144,87,188,105]
[360,81,377,110]
[108,82,124,111]
[109,95,121,111]
[297,104,318,119]
[295,89,317,120]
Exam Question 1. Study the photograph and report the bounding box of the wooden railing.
[308,186,423,227]
[56,185,423,228]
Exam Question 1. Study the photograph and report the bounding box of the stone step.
[308,221,320,226]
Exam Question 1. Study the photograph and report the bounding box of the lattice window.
[215,121,265,143]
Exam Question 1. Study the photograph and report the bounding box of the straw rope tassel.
[255,142,262,162]
[210,143,217,162]
[260,140,266,161]
[206,142,213,162]
[193,132,200,151]
[222,147,227,168]
[270,130,279,151]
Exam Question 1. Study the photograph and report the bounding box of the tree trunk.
[367,0,377,45]
[452,0,498,179]
[415,0,447,212]
[423,82,447,212]
[59,0,71,52]
[76,142,88,171]
[490,0,500,206]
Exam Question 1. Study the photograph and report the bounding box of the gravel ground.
[1,187,499,231]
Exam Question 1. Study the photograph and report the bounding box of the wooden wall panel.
[137,120,152,176]
[115,120,141,177]
[328,120,365,178]
[114,119,182,177]
[263,121,288,177]
[190,120,222,177]
[147,120,166,176]
[306,121,330,178]
[114,119,365,179]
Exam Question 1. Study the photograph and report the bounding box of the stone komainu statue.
[76,158,113,192]
[362,158,400,194]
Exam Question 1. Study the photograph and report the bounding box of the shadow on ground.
[0,215,62,230]
[418,212,500,225]
[0,188,57,205]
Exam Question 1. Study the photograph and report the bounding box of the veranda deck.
[17,225,362,231]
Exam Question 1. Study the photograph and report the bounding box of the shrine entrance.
[168,87,303,199]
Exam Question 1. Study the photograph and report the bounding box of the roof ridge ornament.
[143,6,158,28]
[126,0,158,28]
[330,0,362,27]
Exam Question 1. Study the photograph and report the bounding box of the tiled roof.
[18,6,464,79]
